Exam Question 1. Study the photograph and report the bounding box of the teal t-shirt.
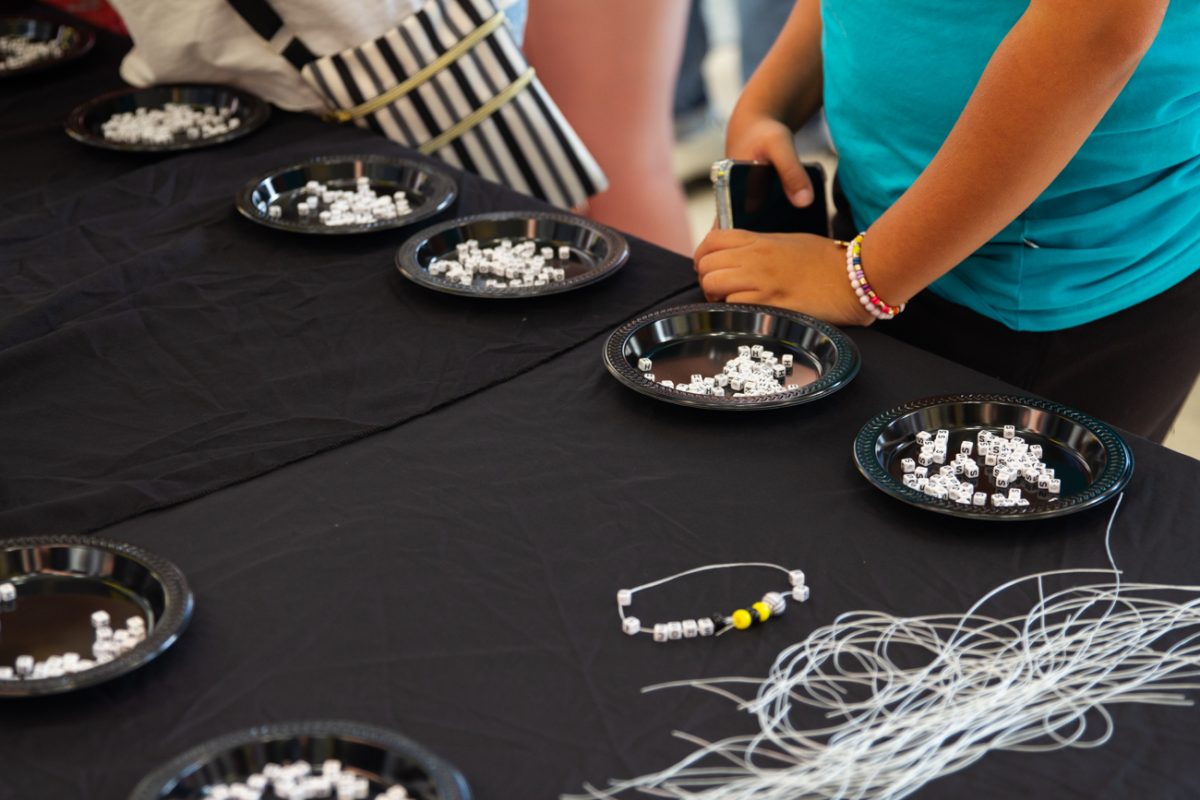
[822,1,1200,331]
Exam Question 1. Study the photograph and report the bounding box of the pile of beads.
[638,345,799,398]
[0,34,66,70]
[899,426,1061,507]
[618,562,810,643]
[429,239,570,289]
[0,596,146,681]
[100,103,241,145]
[202,759,411,800]
[269,177,412,227]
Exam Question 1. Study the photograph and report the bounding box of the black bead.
[711,613,727,627]
[749,607,762,624]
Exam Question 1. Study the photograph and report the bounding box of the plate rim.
[127,719,473,800]
[0,15,95,79]
[851,392,1134,521]
[395,209,631,298]
[602,301,861,410]
[0,535,194,697]
[236,153,458,235]
[64,82,271,152]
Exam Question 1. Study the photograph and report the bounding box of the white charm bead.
[762,592,787,615]
[622,616,641,635]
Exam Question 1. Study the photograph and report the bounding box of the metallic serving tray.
[853,393,1133,520]
[129,720,472,800]
[0,16,94,78]
[238,155,457,235]
[396,210,629,298]
[603,302,860,410]
[65,84,270,152]
[0,536,193,697]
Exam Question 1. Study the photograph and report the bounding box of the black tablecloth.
[0,25,694,537]
[3,15,1200,800]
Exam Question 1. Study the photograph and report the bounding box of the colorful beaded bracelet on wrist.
[616,562,810,642]
[845,233,905,320]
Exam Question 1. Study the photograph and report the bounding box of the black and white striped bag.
[229,0,606,209]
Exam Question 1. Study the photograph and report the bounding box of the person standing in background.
[523,0,694,255]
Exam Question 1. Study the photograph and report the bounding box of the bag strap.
[324,10,507,123]
[226,0,318,70]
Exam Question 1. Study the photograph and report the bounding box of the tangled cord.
[572,495,1200,799]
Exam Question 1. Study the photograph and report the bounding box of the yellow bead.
[731,609,752,630]
[752,601,771,623]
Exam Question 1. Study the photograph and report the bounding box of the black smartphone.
[712,159,830,236]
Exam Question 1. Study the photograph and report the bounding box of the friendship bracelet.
[617,562,810,642]
[845,233,905,320]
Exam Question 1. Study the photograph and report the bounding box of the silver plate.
[0,16,94,79]
[65,84,270,152]
[237,155,457,235]
[395,211,629,298]
[853,394,1134,521]
[129,720,471,800]
[0,536,193,697]
[602,302,860,410]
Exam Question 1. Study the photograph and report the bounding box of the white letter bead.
[15,655,33,675]
[0,667,13,680]
[682,619,698,638]
[91,611,110,629]
[622,616,641,635]
[781,353,794,367]
[653,624,668,642]
[667,621,683,640]
[789,569,806,587]
[558,245,570,260]
[792,585,811,602]
[1003,425,1015,438]
[960,442,973,455]
[637,357,652,372]
[762,591,787,615]
[916,431,931,444]
[973,492,987,506]
[1048,478,1061,494]
[901,458,916,473]
[698,617,715,636]
[0,582,14,602]
[617,589,632,607]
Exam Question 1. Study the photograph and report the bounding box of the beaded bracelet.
[617,562,810,642]
[845,233,905,320]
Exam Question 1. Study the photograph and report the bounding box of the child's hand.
[694,229,876,327]
[725,117,815,208]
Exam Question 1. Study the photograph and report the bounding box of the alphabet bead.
[622,617,641,635]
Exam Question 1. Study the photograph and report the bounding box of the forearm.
[727,0,823,139]
[864,0,1168,305]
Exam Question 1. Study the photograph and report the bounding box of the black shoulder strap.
[226,0,319,70]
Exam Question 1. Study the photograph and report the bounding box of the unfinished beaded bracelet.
[617,562,810,642]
